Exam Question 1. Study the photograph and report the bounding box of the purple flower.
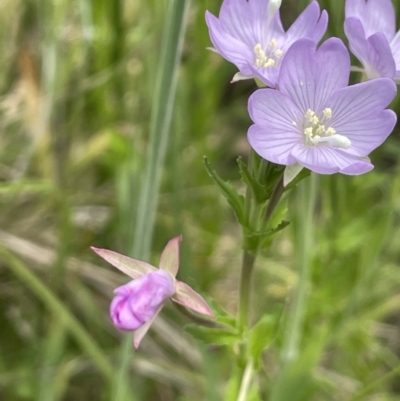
[247,38,397,180]
[344,0,400,80]
[92,236,214,348]
[110,270,175,331]
[205,0,328,87]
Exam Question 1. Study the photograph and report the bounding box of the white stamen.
[302,108,348,148]
[274,49,283,58]
[269,39,277,49]
[313,134,352,148]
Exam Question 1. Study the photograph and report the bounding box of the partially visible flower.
[344,0,400,80]
[110,270,175,331]
[206,0,328,87]
[92,236,213,348]
[247,38,397,181]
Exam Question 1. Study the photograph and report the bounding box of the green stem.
[280,174,317,365]
[236,358,254,401]
[238,250,257,332]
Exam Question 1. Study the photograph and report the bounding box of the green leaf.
[185,324,240,347]
[249,315,275,363]
[244,220,290,251]
[237,156,267,204]
[205,297,237,327]
[203,156,246,226]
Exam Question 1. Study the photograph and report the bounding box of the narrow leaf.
[237,156,267,204]
[203,156,246,225]
[249,315,275,361]
[185,324,239,346]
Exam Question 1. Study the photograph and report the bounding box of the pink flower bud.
[110,270,175,331]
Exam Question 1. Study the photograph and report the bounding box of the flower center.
[253,40,283,68]
[302,108,351,148]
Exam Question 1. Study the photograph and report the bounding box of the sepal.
[172,281,214,317]
[159,235,181,276]
[90,247,156,278]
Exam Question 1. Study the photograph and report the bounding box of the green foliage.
[249,315,275,364]
[1,0,400,400]
[203,156,247,226]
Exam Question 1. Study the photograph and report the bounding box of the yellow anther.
[326,127,336,136]
[269,39,277,49]
[274,49,283,58]
[304,127,313,136]
[316,125,326,134]
[323,108,332,119]
[310,115,319,125]
[264,58,276,67]
[305,109,315,119]
[254,43,263,54]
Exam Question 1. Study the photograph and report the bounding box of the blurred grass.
[1,0,400,400]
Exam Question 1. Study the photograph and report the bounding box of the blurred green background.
[2,0,400,400]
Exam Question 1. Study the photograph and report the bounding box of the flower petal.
[91,247,156,279]
[278,38,350,113]
[110,271,174,331]
[172,281,214,317]
[219,0,284,48]
[159,235,181,277]
[285,1,328,47]
[247,89,303,165]
[345,0,395,40]
[366,32,396,78]
[340,159,373,175]
[390,31,400,74]
[133,304,164,349]
[290,144,368,174]
[328,78,397,156]
[344,18,395,79]
[205,11,254,76]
